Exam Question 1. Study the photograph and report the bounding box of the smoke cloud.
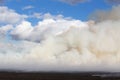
[1,19,120,72]
[90,5,120,22]
[0,5,120,72]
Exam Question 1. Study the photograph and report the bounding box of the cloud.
[22,5,34,10]
[106,0,120,4]
[30,13,67,19]
[90,5,120,22]
[1,19,120,71]
[0,24,13,38]
[10,21,33,40]
[10,13,88,42]
[0,0,3,3]
[0,6,27,24]
[59,0,89,5]
[1,6,120,72]
[41,13,66,19]
[30,12,41,19]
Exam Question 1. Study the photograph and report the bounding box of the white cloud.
[30,12,41,19]
[30,13,67,20]
[10,13,89,42]
[22,5,34,10]
[0,6,27,24]
[42,13,66,20]
[0,24,13,36]
[11,21,33,40]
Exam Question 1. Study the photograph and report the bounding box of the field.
[0,71,120,80]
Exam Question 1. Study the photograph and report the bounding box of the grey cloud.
[0,0,3,2]
[106,0,120,4]
[59,0,89,5]
[0,0,3,3]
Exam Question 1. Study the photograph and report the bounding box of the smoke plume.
[0,5,120,72]
[90,5,120,22]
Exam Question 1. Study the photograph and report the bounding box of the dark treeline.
[0,72,120,80]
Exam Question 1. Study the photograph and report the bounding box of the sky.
[0,0,115,42]
[0,0,120,71]
[0,0,113,24]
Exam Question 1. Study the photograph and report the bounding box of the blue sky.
[0,0,115,42]
[3,0,112,21]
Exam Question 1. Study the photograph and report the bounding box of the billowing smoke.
[0,5,120,72]
[90,5,120,22]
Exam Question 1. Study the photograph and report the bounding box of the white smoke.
[0,19,120,72]
[0,5,120,72]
